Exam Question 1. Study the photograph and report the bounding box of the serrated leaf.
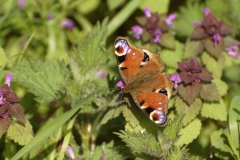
[201,52,225,79]
[160,41,183,69]
[7,120,33,146]
[175,119,201,146]
[174,3,204,37]
[168,146,189,160]
[11,59,69,103]
[200,83,221,101]
[115,130,163,158]
[160,32,175,49]
[178,83,201,105]
[0,118,11,138]
[164,112,184,141]
[101,107,123,124]
[201,100,227,121]
[8,104,26,124]
[183,39,204,59]
[122,105,139,128]
[211,129,228,152]
[175,97,202,126]
[204,38,224,59]
[212,79,228,96]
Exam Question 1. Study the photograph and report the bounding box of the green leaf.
[175,97,202,126]
[164,112,184,141]
[201,52,225,79]
[201,100,227,121]
[183,39,204,59]
[101,107,123,124]
[11,59,69,103]
[7,120,33,146]
[122,105,139,128]
[168,146,189,160]
[211,129,228,152]
[0,47,8,67]
[160,41,183,69]
[204,38,224,59]
[11,92,96,160]
[139,0,170,14]
[229,96,240,156]
[174,2,204,37]
[212,79,228,96]
[175,118,201,146]
[226,133,240,160]
[115,130,163,158]
[160,32,176,50]
[199,83,221,101]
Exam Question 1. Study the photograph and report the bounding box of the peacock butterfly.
[115,37,173,126]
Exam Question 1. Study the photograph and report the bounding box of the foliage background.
[0,0,240,159]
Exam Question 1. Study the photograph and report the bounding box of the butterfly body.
[115,37,173,126]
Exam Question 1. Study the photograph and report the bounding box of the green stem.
[17,30,37,64]
[5,137,10,160]
[107,0,144,37]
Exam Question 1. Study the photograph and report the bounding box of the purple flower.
[225,45,239,58]
[153,36,160,44]
[143,7,151,18]
[116,80,125,89]
[96,70,108,79]
[0,92,3,105]
[66,146,75,159]
[195,77,200,83]
[213,33,221,47]
[192,22,199,27]
[170,74,181,89]
[5,74,12,87]
[165,13,177,28]
[2,113,8,119]
[132,25,143,39]
[62,18,75,30]
[204,8,210,15]
[47,14,54,19]
[18,0,26,10]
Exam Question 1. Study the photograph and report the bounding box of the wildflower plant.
[0,1,240,160]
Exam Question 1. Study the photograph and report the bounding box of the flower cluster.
[190,8,239,59]
[170,57,217,105]
[0,74,26,138]
[131,7,177,45]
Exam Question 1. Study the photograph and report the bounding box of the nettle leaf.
[160,41,183,69]
[175,97,202,126]
[183,39,204,59]
[69,18,108,82]
[101,107,123,124]
[178,82,201,105]
[8,104,26,124]
[168,146,189,160]
[0,118,11,138]
[175,118,201,147]
[200,83,221,101]
[122,105,139,128]
[7,120,33,146]
[201,51,225,79]
[160,32,175,50]
[212,79,228,96]
[11,59,69,103]
[163,112,184,141]
[211,129,228,152]
[115,130,164,158]
[201,100,227,121]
